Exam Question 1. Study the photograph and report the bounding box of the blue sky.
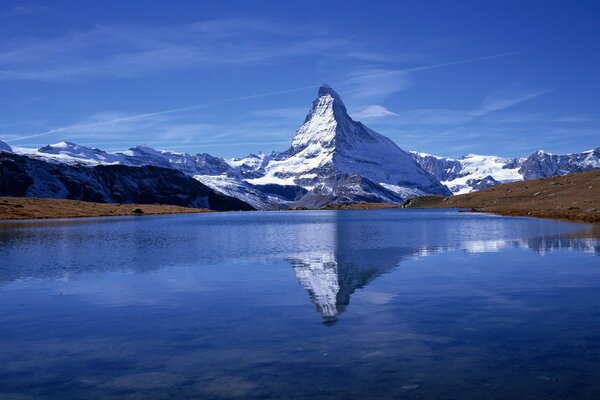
[0,0,598,158]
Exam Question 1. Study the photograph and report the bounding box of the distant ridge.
[3,85,599,209]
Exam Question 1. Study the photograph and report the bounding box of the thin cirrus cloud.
[0,19,354,81]
[336,52,521,102]
[2,52,526,150]
[359,89,550,124]
[354,105,398,119]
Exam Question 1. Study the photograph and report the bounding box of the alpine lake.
[1,209,599,399]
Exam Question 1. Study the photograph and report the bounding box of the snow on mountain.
[11,142,279,209]
[411,147,600,195]
[519,148,600,180]
[410,152,524,194]
[193,174,283,210]
[244,84,450,206]
[14,141,125,165]
[0,141,12,153]
[226,152,271,179]
[116,146,280,208]
[0,151,254,210]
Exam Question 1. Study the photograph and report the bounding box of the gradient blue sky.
[0,0,598,158]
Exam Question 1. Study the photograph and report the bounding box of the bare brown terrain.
[0,197,210,220]
[404,170,600,223]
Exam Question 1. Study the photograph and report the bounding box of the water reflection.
[283,212,599,323]
[1,210,600,400]
[290,248,414,323]
[1,210,598,312]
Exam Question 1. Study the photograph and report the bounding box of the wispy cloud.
[2,85,319,143]
[475,89,551,116]
[342,68,412,101]
[354,105,398,119]
[335,52,520,103]
[0,19,352,81]
[3,54,531,147]
[368,89,550,125]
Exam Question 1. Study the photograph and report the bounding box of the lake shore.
[2,170,599,222]
[403,170,600,224]
[0,197,210,220]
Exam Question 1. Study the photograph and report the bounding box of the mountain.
[37,141,125,164]
[9,85,450,209]
[0,152,253,211]
[236,84,451,207]
[411,148,600,194]
[410,152,524,194]
[519,148,600,180]
[4,85,598,207]
[15,142,282,209]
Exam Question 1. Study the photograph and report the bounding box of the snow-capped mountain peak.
[247,84,452,203]
[411,147,600,194]
[291,84,348,150]
[13,141,124,165]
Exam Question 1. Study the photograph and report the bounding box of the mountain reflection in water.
[1,210,600,400]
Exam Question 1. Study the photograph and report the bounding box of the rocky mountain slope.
[228,85,451,207]
[411,148,600,194]
[0,152,253,211]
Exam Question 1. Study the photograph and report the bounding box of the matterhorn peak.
[305,83,350,122]
[292,84,353,150]
[317,83,342,100]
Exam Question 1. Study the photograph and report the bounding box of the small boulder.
[131,208,144,215]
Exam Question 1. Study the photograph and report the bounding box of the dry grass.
[404,170,600,223]
[0,197,210,220]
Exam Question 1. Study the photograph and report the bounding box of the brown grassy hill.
[0,197,210,220]
[404,170,600,223]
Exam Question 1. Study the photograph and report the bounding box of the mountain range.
[410,149,600,194]
[1,84,598,210]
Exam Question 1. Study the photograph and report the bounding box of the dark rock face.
[194,153,232,175]
[0,152,254,211]
[465,175,499,191]
[251,184,308,202]
[408,153,465,182]
[0,156,33,196]
[519,148,600,180]
[293,174,405,209]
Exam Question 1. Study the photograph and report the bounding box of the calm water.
[1,210,599,400]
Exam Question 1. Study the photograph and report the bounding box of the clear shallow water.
[0,209,599,400]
